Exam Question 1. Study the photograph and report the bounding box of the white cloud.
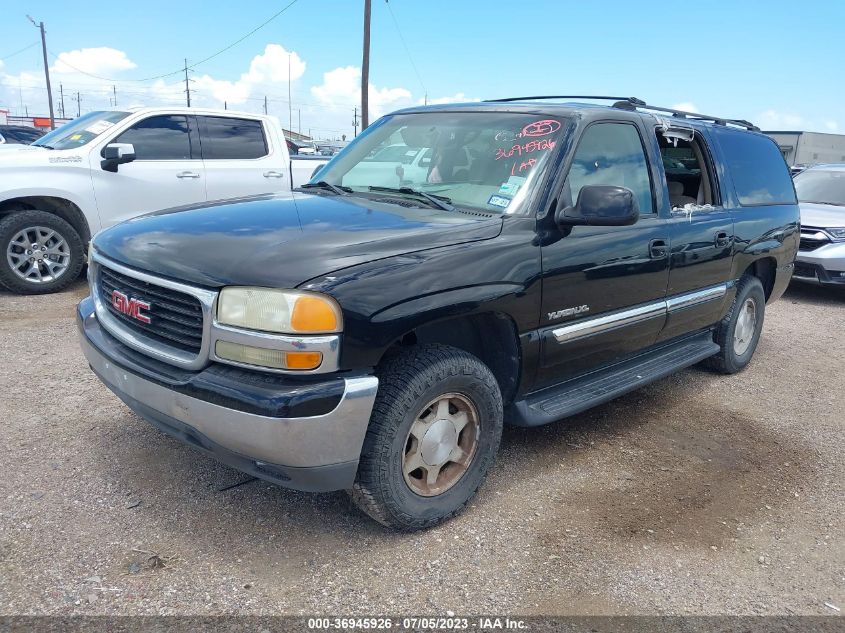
[148,44,306,107]
[311,65,411,118]
[671,102,699,113]
[824,120,839,132]
[757,109,805,129]
[52,47,137,76]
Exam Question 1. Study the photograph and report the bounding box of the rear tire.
[705,275,766,374]
[350,344,503,530]
[0,210,84,295]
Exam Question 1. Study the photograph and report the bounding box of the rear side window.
[200,117,268,159]
[715,129,796,206]
[114,115,193,160]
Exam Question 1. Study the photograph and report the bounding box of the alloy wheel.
[402,392,480,497]
[6,226,71,284]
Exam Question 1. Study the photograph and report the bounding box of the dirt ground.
[0,278,842,616]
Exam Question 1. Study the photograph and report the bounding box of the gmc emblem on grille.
[111,290,151,324]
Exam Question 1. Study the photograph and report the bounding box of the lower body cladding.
[77,297,379,492]
[794,243,845,286]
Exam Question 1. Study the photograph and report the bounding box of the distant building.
[765,130,845,167]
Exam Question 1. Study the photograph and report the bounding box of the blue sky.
[2,0,843,139]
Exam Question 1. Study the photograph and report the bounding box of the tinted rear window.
[200,117,268,159]
[714,129,796,206]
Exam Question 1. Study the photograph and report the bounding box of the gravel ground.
[0,278,842,616]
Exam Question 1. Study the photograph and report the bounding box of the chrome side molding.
[552,283,727,344]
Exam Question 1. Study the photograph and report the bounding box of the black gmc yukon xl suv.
[78,97,799,530]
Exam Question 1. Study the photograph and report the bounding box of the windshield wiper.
[298,181,352,196]
[33,143,54,149]
[368,186,455,212]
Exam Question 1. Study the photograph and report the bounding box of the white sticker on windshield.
[84,120,115,135]
[487,195,511,209]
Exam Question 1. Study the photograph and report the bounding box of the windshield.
[793,169,845,207]
[33,110,130,150]
[313,111,572,214]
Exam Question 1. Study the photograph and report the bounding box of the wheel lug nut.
[26,250,32,255]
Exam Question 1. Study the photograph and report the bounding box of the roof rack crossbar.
[639,103,759,131]
[484,95,646,106]
[482,95,759,131]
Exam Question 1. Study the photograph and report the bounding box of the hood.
[93,192,503,288]
[799,202,845,229]
[0,145,80,166]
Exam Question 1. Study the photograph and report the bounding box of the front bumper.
[794,242,845,285]
[77,297,379,492]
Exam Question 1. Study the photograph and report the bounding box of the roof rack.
[484,95,646,106]
[482,95,759,131]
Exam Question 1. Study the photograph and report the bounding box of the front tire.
[350,344,503,530]
[0,210,84,295]
[705,275,766,374]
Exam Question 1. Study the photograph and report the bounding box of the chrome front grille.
[799,227,831,252]
[90,253,217,370]
[99,266,204,353]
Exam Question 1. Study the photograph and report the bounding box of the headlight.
[827,227,845,240]
[217,287,342,334]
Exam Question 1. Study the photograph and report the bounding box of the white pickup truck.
[0,107,328,294]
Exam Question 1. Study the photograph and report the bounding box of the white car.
[792,164,845,286]
[0,107,327,294]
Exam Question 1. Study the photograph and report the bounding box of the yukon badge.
[548,305,590,320]
[111,290,152,324]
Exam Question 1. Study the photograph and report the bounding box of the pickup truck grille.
[98,266,204,353]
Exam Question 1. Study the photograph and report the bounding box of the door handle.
[263,170,284,178]
[649,238,669,259]
[176,171,200,179]
[714,231,731,247]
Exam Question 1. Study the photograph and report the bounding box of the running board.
[509,332,719,427]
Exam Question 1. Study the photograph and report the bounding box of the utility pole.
[76,92,81,117]
[361,0,371,130]
[287,53,293,135]
[352,107,359,137]
[224,101,227,110]
[263,95,268,115]
[297,109,301,135]
[59,83,65,119]
[27,16,55,129]
[183,58,192,107]
[112,85,117,107]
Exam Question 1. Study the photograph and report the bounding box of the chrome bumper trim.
[79,300,378,468]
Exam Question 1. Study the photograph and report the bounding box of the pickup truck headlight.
[217,287,342,334]
[827,227,845,240]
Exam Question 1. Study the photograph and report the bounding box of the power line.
[0,41,39,61]
[44,0,301,83]
[384,0,427,99]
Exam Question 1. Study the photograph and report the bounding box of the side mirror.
[101,143,136,173]
[556,185,639,227]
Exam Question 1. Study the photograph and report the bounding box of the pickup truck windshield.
[314,112,572,214]
[33,110,130,150]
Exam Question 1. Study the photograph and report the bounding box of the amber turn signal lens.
[291,296,340,332]
[285,351,323,370]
